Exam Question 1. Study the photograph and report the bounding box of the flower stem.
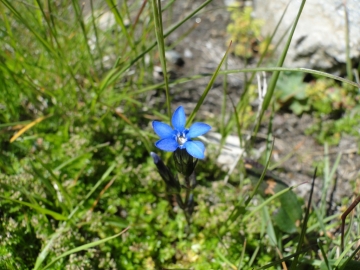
[182,172,197,230]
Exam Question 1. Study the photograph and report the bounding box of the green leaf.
[274,191,302,233]
[276,72,307,101]
[289,100,311,115]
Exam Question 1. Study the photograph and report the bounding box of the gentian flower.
[152,106,211,159]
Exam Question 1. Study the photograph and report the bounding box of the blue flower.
[152,106,211,159]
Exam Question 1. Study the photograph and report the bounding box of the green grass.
[1,0,360,269]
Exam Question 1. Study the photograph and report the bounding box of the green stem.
[183,175,191,228]
[183,172,197,230]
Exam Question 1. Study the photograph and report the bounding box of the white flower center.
[176,135,187,145]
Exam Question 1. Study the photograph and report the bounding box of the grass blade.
[42,227,130,269]
[187,41,232,125]
[0,195,67,220]
[221,67,360,88]
[33,227,68,270]
[9,115,51,143]
[290,168,317,269]
[104,0,135,51]
[151,0,171,118]
[318,239,332,270]
[242,184,302,223]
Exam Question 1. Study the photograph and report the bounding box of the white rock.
[206,132,245,169]
[253,0,360,73]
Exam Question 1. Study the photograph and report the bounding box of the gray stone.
[253,0,360,73]
[206,132,245,170]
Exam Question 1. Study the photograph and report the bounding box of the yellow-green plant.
[227,5,271,59]
[305,78,356,114]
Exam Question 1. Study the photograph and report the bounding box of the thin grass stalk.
[335,241,360,268]
[290,168,317,270]
[341,195,360,252]
[0,4,15,48]
[71,0,97,70]
[183,174,193,229]
[89,0,104,71]
[33,0,44,27]
[244,141,274,208]
[229,96,243,158]
[245,0,291,88]
[338,245,360,270]
[221,67,360,88]
[131,0,148,33]
[122,0,131,30]
[262,205,277,247]
[35,0,57,47]
[67,163,117,220]
[46,0,58,39]
[33,227,69,270]
[104,0,135,52]
[42,227,130,269]
[168,22,199,49]
[37,159,72,211]
[132,66,360,96]
[237,239,246,270]
[249,245,260,267]
[313,203,330,246]
[187,41,232,125]
[151,0,171,118]
[215,248,237,269]
[265,103,274,159]
[162,0,176,11]
[353,68,360,93]
[243,184,300,223]
[318,239,333,270]
[321,143,330,217]
[220,57,228,138]
[221,97,244,184]
[258,246,314,269]
[254,0,307,137]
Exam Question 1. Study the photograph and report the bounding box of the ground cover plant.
[1,0,360,269]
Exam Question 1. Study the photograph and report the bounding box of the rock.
[253,0,360,74]
[152,50,185,81]
[165,50,185,67]
[206,132,245,170]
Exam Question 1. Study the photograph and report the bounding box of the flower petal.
[184,140,205,159]
[152,121,174,138]
[187,123,211,138]
[172,106,186,131]
[155,138,178,152]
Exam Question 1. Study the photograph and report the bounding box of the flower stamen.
[176,135,187,146]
